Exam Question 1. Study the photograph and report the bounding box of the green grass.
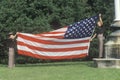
[0,61,120,80]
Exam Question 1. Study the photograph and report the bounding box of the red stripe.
[17,41,88,52]
[18,33,90,45]
[18,50,88,60]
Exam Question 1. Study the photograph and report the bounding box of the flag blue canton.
[64,15,99,39]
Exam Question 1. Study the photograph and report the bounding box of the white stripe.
[17,37,89,49]
[17,45,88,56]
[51,27,67,32]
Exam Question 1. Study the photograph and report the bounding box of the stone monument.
[93,0,120,68]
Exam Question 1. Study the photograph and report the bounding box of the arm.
[90,33,97,41]
[9,32,18,39]
[99,14,103,25]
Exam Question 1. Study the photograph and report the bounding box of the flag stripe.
[37,36,64,39]
[17,37,89,49]
[17,32,90,60]
[17,33,90,45]
[17,41,88,52]
[18,50,87,60]
[18,32,90,41]
[17,45,88,56]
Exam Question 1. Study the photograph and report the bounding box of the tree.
[0,0,115,63]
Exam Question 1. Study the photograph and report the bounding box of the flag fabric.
[17,15,99,60]
[64,15,99,39]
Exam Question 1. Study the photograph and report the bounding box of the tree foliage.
[0,0,115,63]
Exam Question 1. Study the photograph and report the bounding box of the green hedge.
[0,0,114,64]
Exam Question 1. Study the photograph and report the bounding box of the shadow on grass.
[15,61,95,68]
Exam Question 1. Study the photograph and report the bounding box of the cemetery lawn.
[0,61,120,80]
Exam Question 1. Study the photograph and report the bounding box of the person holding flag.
[90,14,105,58]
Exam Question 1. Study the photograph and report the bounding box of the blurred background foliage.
[0,0,114,64]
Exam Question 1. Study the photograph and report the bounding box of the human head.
[97,20,103,27]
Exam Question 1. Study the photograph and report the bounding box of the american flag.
[17,15,98,60]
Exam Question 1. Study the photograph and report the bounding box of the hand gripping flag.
[17,15,99,60]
